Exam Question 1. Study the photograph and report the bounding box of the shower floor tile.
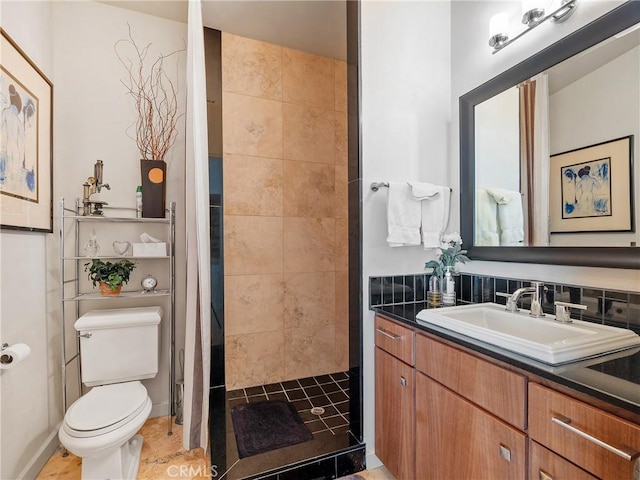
[212,370,357,480]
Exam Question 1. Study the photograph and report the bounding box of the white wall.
[0,3,59,479]
[475,86,520,191]
[450,0,640,290]
[52,1,187,418]
[360,0,452,462]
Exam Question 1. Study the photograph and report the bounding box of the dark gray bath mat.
[231,400,313,458]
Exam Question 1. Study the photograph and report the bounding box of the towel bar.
[370,182,452,193]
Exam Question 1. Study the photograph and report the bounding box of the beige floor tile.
[36,417,209,480]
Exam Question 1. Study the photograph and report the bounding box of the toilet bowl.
[59,381,152,480]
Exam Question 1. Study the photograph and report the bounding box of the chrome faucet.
[496,281,546,317]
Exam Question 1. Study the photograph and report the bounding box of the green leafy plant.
[425,232,470,277]
[84,259,136,292]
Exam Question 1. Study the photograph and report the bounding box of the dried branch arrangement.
[115,25,184,161]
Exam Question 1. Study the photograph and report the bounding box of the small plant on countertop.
[85,259,136,293]
[425,232,470,276]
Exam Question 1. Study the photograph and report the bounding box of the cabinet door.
[375,347,415,480]
[416,373,526,480]
[530,441,597,480]
[529,383,640,480]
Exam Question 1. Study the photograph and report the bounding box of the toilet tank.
[75,306,162,387]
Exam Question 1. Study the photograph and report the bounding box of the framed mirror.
[460,1,640,269]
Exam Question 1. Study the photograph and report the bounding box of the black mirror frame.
[460,1,640,270]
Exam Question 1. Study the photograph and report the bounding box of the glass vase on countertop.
[442,266,456,306]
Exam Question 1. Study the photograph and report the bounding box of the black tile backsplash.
[370,273,640,333]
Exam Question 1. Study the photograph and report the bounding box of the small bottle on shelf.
[136,186,143,218]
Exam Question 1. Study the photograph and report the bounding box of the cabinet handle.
[552,415,640,461]
[538,469,553,480]
[400,376,407,387]
[376,328,401,340]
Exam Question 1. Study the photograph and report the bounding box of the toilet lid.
[66,381,148,432]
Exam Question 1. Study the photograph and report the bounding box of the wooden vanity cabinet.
[529,383,640,480]
[416,373,526,480]
[529,441,597,480]
[415,333,527,479]
[374,316,415,480]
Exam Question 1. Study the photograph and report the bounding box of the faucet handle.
[554,301,587,323]
[496,292,518,312]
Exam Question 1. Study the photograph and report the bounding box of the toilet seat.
[63,381,148,438]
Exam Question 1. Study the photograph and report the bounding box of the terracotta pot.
[99,281,122,296]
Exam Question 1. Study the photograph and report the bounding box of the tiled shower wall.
[370,273,640,331]
[222,33,349,390]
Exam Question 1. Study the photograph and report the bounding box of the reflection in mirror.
[460,2,640,268]
[473,20,639,248]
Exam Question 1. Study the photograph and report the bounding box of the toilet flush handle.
[78,332,92,338]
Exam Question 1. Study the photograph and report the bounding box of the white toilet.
[59,306,162,480]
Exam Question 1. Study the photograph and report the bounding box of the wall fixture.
[489,0,578,54]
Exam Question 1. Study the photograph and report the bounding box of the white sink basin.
[416,303,640,365]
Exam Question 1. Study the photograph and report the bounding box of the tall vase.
[140,159,166,218]
[442,266,457,306]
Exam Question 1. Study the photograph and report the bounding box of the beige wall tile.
[335,111,348,166]
[282,48,334,109]
[224,216,283,275]
[335,166,348,219]
[226,331,284,390]
[284,217,335,273]
[223,154,283,216]
[284,271,335,329]
[335,218,348,272]
[283,103,334,164]
[334,60,347,113]
[283,160,335,217]
[225,274,284,336]
[222,92,282,158]
[335,271,349,325]
[222,33,282,100]
[284,323,336,380]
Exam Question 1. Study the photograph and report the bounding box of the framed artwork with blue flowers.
[0,28,53,233]
[550,135,633,235]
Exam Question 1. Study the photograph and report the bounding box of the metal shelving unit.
[59,198,176,436]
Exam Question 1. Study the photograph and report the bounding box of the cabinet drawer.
[416,334,527,429]
[529,383,640,480]
[530,440,597,480]
[374,315,414,365]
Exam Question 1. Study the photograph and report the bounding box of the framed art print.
[549,136,633,234]
[0,28,53,232]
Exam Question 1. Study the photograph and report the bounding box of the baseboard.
[17,423,61,480]
[366,453,382,470]
[150,401,170,419]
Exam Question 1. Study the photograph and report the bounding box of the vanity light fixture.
[489,12,510,49]
[490,0,578,54]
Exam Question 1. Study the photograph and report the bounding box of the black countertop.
[374,302,640,418]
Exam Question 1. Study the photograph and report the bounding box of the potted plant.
[85,259,136,296]
[115,26,183,218]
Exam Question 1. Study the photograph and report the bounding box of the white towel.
[408,182,439,200]
[485,187,511,205]
[420,186,450,249]
[386,182,422,247]
[496,191,524,246]
[475,188,499,246]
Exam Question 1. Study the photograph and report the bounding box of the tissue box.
[133,242,167,257]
